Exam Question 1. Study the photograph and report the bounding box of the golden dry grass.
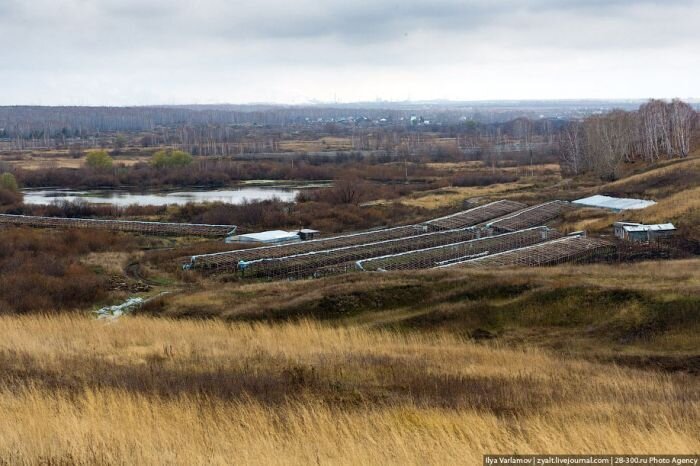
[81,251,134,275]
[1,152,147,170]
[557,207,618,233]
[604,157,700,196]
[632,187,700,224]
[170,259,700,317]
[424,161,486,171]
[557,157,700,235]
[423,161,559,176]
[499,258,700,293]
[559,186,700,237]
[147,258,700,361]
[278,137,353,153]
[399,182,533,209]
[0,315,698,465]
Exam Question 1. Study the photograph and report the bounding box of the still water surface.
[22,187,300,206]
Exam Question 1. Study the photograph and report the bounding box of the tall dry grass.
[604,157,700,198]
[0,315,697,465]
[144,260,700,359]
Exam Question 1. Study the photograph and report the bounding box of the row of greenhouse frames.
[0,213,237,237]
[187,199,617,279]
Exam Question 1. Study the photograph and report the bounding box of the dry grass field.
[1,150,148,170]
[278,137,353,153]
[605,157,700,198]
[0,316,698,465]
[389,161,564,210]
[398,182,533,209]
[144,259,700,363]
[408,156,699,227]
[1,149,698,464]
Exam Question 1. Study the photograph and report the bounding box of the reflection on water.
[22,187,300,206]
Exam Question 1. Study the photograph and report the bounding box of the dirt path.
[125,261,163,287]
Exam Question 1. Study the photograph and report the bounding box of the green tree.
[0,172,21,206]
[85,150,114,170]
[114,134,127,150]
[151,149,193,169]
[0,172,19,192]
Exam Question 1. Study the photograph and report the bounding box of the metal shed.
[298,229,320,241]
[613,222,676,242]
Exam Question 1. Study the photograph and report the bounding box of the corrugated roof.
[623,223,676,232]
[573,195,656,211]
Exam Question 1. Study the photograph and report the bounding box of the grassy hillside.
[386,155,699,240]
[141,259,700,368]
[601,156,700,240]
[604,156,700,198]
[557,156,700,239]
[0,315,697,464]
[0,156,697,464]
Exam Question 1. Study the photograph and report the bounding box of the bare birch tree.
[559,121,585,176]
[669,99,696,158]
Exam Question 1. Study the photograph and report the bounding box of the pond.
[22,186,301,206]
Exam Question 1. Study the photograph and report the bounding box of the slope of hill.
[0,154,697,464]
[560,156,700,240]
[141,259,700,370]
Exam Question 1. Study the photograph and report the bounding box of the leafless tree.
[638,98,696,160]
[583,110,635,180]
[559,121,585,176]
[668,99,695,158]
[638,99,668,162]
[331,177,363,205]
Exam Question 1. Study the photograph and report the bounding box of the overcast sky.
[2,0,699,105]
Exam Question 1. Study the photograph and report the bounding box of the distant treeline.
[12,156,441,190]
[0,105,537,139]
[0,102,638,142]
[0,101,605,151]
[3,102,694,180]
[0,107,568,161]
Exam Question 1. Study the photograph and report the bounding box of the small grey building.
[298,228,320,241]
[613,222,676,242]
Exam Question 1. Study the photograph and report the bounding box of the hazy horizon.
[2,98,699,109]
[2,0,699,106]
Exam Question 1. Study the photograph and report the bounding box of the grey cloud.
[0,0,698,104]
[4,0,698,48]
[196,0,697,42]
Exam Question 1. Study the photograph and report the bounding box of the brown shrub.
[0,228,134,313]
[0,187,22,208]
[450,172,519,187]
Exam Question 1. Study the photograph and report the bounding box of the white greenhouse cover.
[228,230,300,243]
[573,195,656,211]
